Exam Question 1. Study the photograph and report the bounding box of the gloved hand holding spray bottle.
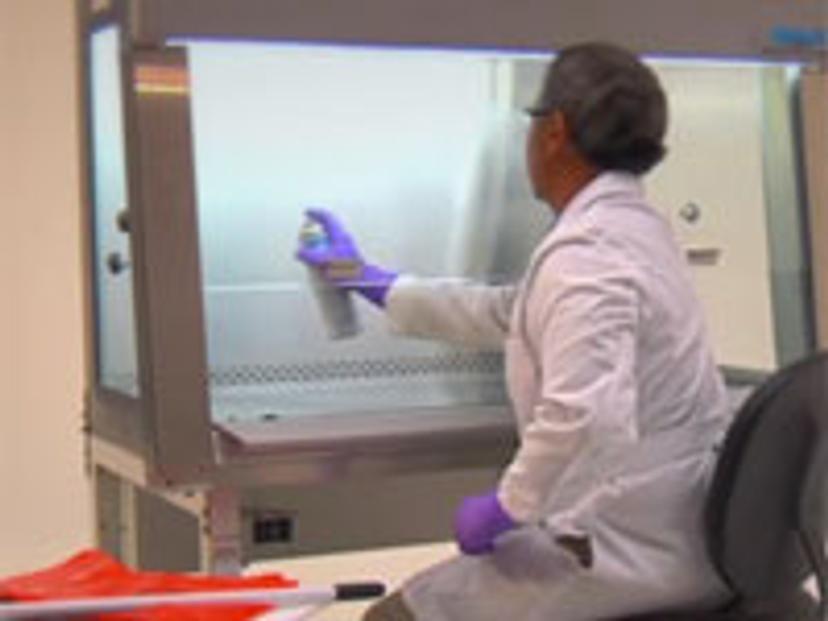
[296,208,398,339]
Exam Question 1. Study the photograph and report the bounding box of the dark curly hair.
[529,42,668,175]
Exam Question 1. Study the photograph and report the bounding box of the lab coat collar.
[524,171,645,296]
[555,171,644,227]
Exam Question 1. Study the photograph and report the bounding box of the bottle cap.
[299,219,327,248]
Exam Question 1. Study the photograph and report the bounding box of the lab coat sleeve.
[498,238,640,523]
[384,275,517,348]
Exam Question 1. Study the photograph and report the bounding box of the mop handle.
[0,582,385,619]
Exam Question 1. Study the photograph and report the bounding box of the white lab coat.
[384,173,733,620]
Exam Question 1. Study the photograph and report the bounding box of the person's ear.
[539,110,569,157]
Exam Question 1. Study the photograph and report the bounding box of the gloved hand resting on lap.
[454,490,519,555]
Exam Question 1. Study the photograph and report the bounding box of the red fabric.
[0,549,298,620]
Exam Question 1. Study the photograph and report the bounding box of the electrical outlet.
[252,514,294,544]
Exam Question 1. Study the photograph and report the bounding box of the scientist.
[297,42,732,621]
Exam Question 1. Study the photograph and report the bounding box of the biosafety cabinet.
[78,0,828,572]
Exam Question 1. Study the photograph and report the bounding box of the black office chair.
[621,351,828,621]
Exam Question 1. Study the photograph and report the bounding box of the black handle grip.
[117,208,131,233]
[106,251,131,275]
[334,582,386,601]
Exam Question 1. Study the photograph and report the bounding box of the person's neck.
[549,163,600,214]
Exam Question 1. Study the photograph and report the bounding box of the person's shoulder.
[533,223,630,281]
[584,197,672,253]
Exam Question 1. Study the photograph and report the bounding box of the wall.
[649,64,778,371]
[0,0,91,575]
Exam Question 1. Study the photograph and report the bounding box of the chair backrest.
[704,351,828,611]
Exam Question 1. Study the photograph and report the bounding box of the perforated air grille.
[210,352,504,387]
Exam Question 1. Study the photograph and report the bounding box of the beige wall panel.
[0,0,91,575]
[649,65,777,371]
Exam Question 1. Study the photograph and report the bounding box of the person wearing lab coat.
[297,42,732,621]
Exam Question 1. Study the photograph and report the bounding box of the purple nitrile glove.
[453,490,518,555]
[295,207,398,308]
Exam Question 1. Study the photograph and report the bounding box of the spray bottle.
[298,218,361,339]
